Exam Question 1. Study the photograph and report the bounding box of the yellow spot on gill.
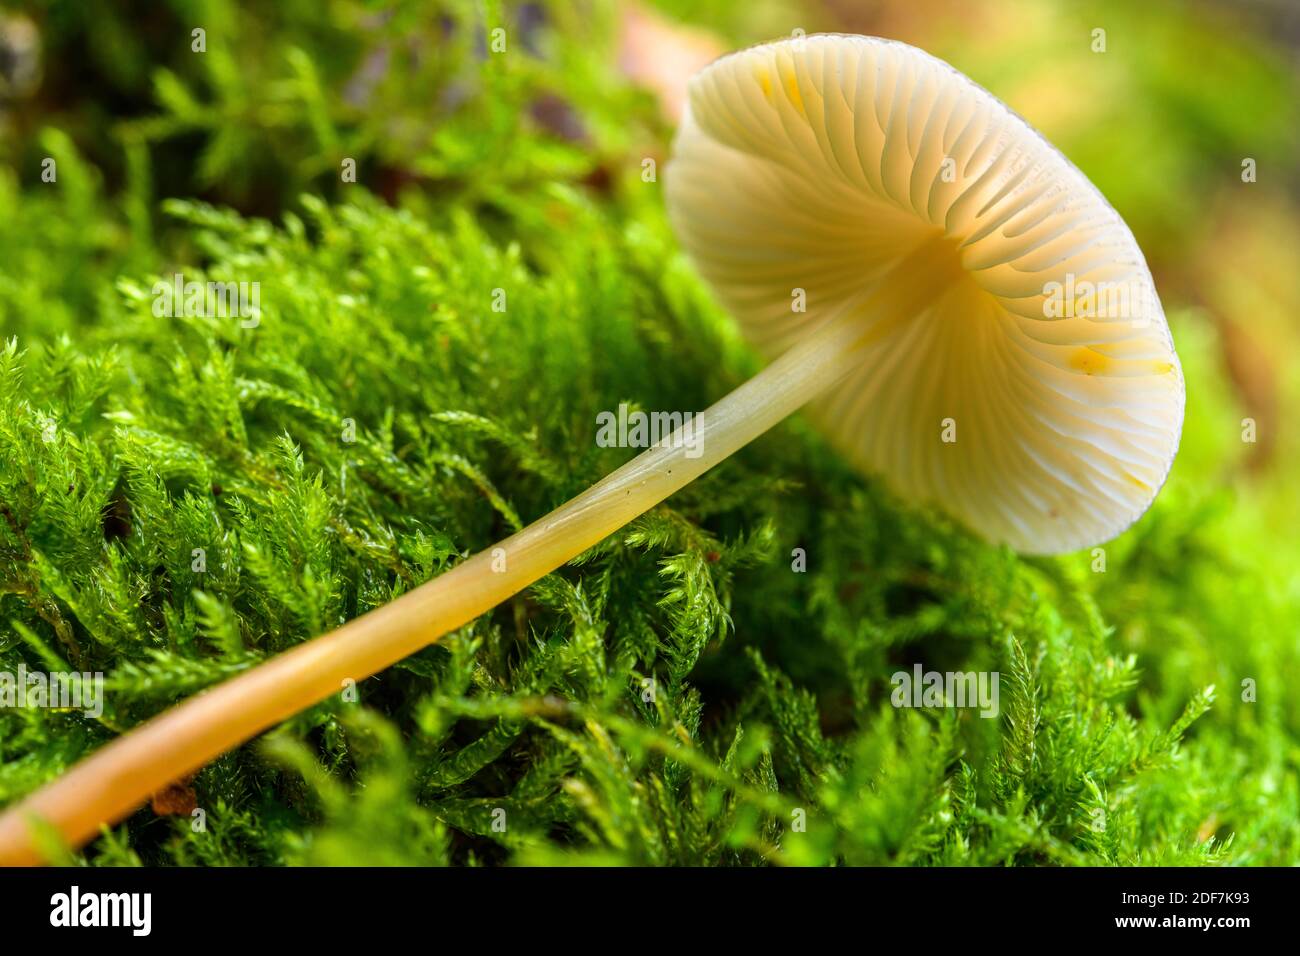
[1068,350,1174,377]
[758,59,806,115]
[784,72,806,115]
[1068,347,1111,376]
[1123,472,1151,491]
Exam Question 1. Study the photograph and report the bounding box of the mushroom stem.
[0,306,870,865]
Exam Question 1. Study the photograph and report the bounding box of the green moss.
[0,164,1296,865]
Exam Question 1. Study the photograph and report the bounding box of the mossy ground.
[1,0,1298,866]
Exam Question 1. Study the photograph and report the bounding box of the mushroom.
[0,33,1182,864]
[668,34,1183,553]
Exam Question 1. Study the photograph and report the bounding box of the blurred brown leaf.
[618,1,724,124]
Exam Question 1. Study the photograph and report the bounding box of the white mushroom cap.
[666,34,1184,555]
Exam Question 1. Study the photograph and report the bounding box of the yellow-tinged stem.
[0,308,868,866]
